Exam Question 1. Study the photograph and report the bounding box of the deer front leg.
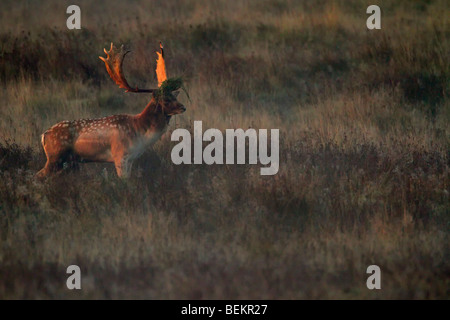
[112,140,127,178]
[122,157,134,178]
[114,156,134,178]
[114,157,124,178]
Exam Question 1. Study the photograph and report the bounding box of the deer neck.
[135,99,170,133]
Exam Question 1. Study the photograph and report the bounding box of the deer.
[37,42,186,178]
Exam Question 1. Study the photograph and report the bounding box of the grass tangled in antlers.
[156,77,190,100]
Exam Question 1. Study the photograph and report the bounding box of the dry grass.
[0,0,448,299]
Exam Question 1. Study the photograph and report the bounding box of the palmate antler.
[99,41,183,99]
[156,42,167,87]
[99,43,157,93]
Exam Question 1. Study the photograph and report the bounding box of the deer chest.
[127,130,164,160]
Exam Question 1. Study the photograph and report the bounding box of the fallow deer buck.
[37,42,186,178]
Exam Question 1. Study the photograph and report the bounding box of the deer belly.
[73,136,112,162]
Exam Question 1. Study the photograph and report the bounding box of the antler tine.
[99,42,154,93]
[159,41,164,58]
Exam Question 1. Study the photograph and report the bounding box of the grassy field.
[0,0,448,299]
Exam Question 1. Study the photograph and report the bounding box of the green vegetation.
[157,77,187,100]
[0,0,448,299]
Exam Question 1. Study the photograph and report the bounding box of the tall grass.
[0,0,448,299]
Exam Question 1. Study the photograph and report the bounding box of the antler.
[99,43,154,93]
[156,42,167,87]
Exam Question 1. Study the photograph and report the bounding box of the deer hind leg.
[36,132,68,179]
[63,152,80,172]
[37,153,62,179]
